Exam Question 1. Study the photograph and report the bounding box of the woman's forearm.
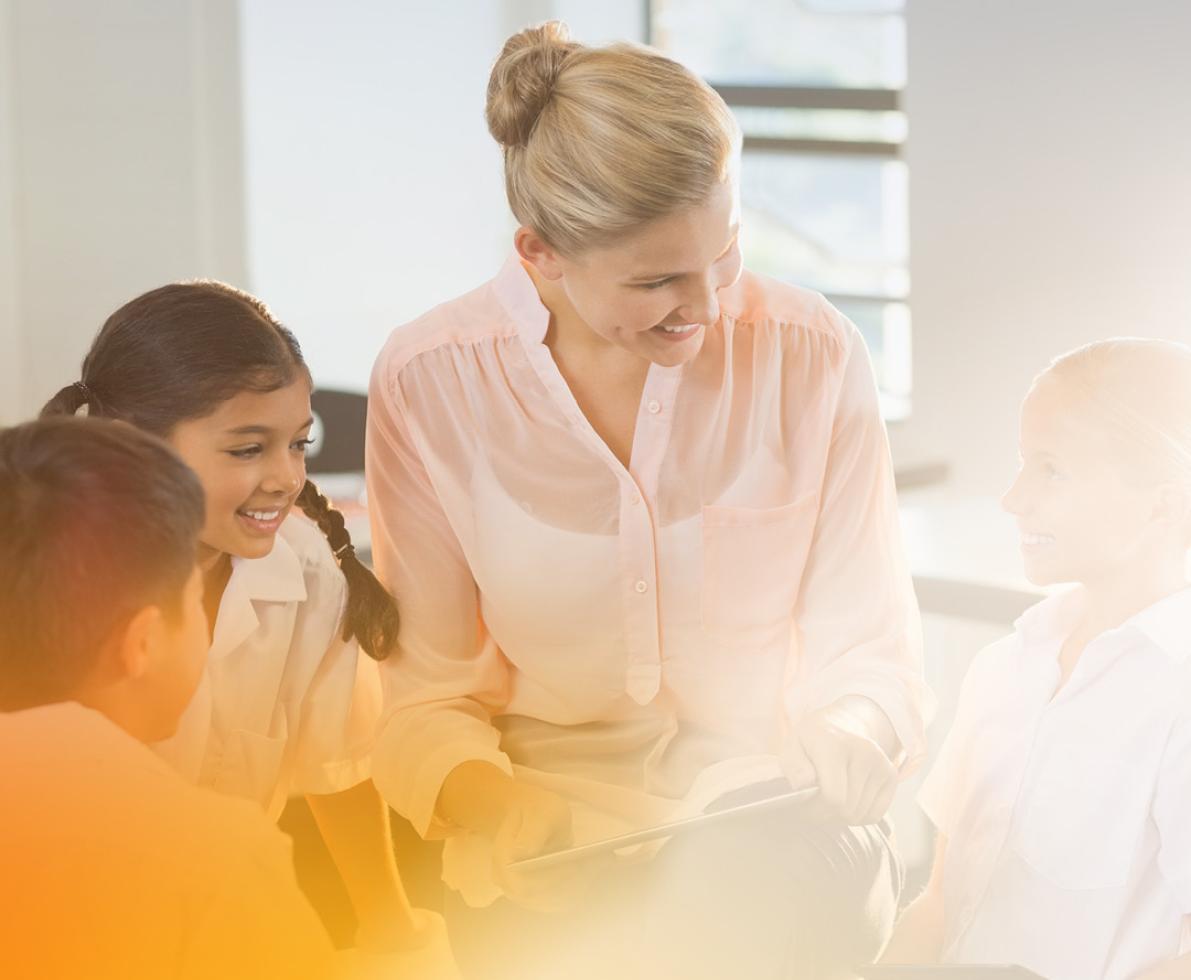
[436,760,517,835]
[827,695,906,766]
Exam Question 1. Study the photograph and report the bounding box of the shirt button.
[647,399,661,415]
[634,580,648,594]
[629,491,641,505]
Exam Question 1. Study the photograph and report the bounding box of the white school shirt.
[919,586,1191,980]
[154,512,381,819]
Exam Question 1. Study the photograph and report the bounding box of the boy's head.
[1002,338,1191,588]
[0,417,208,741]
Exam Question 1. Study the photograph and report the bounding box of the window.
[650,0,911,418]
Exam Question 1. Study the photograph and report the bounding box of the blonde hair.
[485,21,741,256]
[1038,337,1191,485]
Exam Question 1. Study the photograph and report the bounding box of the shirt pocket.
[1010,728,1154,891]
[701,492,819,637]
[212,719,290,811]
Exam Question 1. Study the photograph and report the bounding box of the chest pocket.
[1011,705,1165,890]
[701,492,819,637]
[212,717,290,813]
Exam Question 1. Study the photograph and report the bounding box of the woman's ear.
[514,226,565,281]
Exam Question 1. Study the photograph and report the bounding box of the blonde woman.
[367,23,930,980]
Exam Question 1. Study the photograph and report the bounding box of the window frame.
[646,0,911,417]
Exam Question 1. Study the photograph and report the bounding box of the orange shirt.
[0,703,335,979]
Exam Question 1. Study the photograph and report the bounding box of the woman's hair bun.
[485,21,578,149]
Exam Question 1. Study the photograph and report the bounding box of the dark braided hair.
[294,480,399,655]
[40,280,398,660]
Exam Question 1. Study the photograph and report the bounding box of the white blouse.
[154,512,381,819]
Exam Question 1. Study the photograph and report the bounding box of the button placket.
[617,364,683,706]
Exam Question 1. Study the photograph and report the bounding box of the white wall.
[0,1,648,419]
[0,0,23,423]
[238,0,519,392]
[9,0,1188,480]
[238,0,645,393]
[897,0,1191,493]
[0,0,247,423]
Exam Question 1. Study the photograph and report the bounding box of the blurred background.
[2,0,1189,922]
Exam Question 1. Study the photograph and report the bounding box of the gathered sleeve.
[785,322,934,769]
[365,349,513,838]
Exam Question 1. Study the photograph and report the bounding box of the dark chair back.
[307,388,367,475]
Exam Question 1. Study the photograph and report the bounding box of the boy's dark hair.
[0,417,205,711]
[40,280,398,660]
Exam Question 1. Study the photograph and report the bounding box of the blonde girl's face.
[167,380,314,564]
[553,177,744,367]
[1001,378,1163,588]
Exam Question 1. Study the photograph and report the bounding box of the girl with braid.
[41,281,445,962]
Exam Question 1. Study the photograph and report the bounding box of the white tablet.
[509,786,819,873]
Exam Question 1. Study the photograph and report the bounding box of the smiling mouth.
[651,323,700,340]
[236,503,290,534]
[1021,532,1056,547]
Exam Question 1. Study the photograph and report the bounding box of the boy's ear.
[111,605,165,682]
[514,226,565,281]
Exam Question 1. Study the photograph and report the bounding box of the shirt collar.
[491,252,687,386]
[1014,583,1191,664]
[0,701,180,778]
[1123,586,1191,663]
[493,253,551,346]
[210,530,306,660]
[1014,586,1086,648]
[229,529,307,603]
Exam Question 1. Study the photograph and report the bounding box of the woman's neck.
[529,266,645,377]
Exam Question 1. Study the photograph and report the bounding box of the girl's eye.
[293,438,316,454]
[226,445,262,460]
[639,278,674,290]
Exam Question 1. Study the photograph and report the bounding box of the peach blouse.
[367,256,929,904]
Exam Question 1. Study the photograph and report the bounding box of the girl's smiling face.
[167,380,314,563]
[1001,378,1164,589]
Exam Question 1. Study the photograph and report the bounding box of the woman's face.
[167,379,314,564]
[541,177,743,368]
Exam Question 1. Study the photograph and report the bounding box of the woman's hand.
[488,781,578,906]
[438,762,576,907]
[785,697,901,826]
